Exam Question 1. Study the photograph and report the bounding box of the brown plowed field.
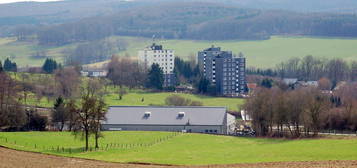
[1,147,357,168]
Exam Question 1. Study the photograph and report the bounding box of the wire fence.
[0,132,183,154]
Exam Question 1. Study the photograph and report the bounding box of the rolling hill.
[2,36,357,68]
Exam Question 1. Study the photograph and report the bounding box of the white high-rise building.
[138,43,176,87]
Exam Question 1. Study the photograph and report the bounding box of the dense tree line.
[65,39,127,65]
[0,66,82,132]
[0,72,47,131]
[0,68,107,150]
[12,66,82,106]
[0,72,25,130]
[174,57,200,85]
[107,56,146,90]
[244,84,357,138]
[247,68,278,77]
[106,56,225,95]
[248,56,357,88]
[174,57,221,95]
[326,83,357,132]
[276,56,357,86]
[107,56,177,91]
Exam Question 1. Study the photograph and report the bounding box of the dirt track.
[1,147,357,168]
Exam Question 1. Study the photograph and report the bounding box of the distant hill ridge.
[2,0,357,42]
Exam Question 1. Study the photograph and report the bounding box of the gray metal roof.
[104,106,227,126]
[283,78,298,85]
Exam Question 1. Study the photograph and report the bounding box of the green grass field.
[0,131,357,165]
[24,89,243,112]
[104,89,244,111]
[89,36,357,68]
[8,72,243,111]
[0,38,72,67]
[158,36,357,68]
[1,36,357,68]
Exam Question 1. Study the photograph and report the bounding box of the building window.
[144,112,151,118]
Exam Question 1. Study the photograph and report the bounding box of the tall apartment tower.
[198,46,246,96]
[138,43,176,87]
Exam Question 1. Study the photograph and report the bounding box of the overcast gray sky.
[0,0,62,4]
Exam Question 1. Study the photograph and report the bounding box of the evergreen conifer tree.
[146,63,164,90]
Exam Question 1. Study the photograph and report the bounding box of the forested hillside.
[2,1,357,44]
[33,3,357,45]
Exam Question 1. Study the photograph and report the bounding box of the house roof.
[283,78,298,85]
[104,106,227,126]
[247,83,257,89]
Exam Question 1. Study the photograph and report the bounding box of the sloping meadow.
[0,131,357,165]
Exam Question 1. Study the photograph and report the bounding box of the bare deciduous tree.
[55,67,81,98]
[245,86,331,138]
[107,56,146,89]
[70,79,107,150]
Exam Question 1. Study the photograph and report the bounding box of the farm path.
[1,147,357,168]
